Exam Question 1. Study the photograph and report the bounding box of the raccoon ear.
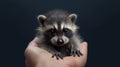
[68,14,77,23]
[37,15,47,25]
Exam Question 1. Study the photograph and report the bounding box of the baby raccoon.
[36,10,83,59]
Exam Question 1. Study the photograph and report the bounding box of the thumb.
[80,42,88,57]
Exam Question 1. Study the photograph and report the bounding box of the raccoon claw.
[71,49,83,57]
[52,52,63,60]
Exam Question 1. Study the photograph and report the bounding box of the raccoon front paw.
[71,49,83,57]
[52,52,63,60]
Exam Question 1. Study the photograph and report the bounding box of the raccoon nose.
[57,39,64,45]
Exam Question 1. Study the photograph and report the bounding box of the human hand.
[24,37,88,67]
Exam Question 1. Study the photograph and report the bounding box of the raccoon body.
[37,10,83,59]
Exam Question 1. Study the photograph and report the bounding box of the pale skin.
[24,37,88,67]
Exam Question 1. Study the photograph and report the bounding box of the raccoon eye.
[63,28,71,33]
[63,28,73,38]
[44,28,56,39]
[49,28,56,33]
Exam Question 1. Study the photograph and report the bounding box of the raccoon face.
[37,11,78,46]
[43,27,73,46]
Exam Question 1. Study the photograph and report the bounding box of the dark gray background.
[0,0,120,67]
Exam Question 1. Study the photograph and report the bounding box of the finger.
[64,42,88,58]
[25,37,52,57]
[32,37,40,44]
[65,42,88,61]
[25,44,52,62]
[25,37,39,57]
[29,37,40,47]
[80,42,88,57]
[26,37,50,55]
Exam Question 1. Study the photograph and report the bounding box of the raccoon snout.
[51,35,69,46]
[57,38,64,45]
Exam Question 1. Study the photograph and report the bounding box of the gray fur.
[37,10,83,58]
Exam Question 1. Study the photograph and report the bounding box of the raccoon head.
[37,10,78,46]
